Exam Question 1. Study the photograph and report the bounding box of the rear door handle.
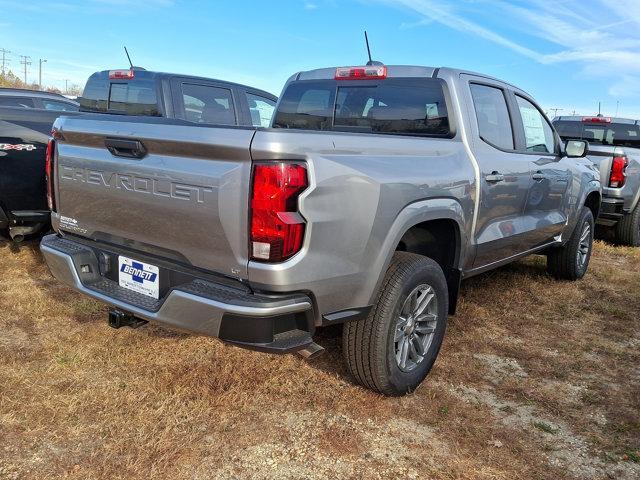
[485,172,505,183]
[105,137,147,159]
[532,172,547,181]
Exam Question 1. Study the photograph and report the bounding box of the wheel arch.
[370,198,468,315]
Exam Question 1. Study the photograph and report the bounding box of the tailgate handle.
[105,138,147,159]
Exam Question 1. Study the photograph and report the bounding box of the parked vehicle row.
[39,63,601,395]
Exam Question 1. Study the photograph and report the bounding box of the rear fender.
[368,198,468,309]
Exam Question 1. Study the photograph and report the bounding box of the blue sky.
[1,0,639,118]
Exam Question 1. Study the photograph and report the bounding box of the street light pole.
[39,58,47,89]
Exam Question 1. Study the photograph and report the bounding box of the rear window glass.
[79,75,159,116]
[273,78,450,137]
[554,120,640,148]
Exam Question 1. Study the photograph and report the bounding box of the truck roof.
[89,69,277,99]
[293,64,527,96]
[0,87,79,104]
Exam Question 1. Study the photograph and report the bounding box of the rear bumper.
[40,234,315,353]
[597,197,626,226]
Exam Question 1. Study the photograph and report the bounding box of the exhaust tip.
[298,342,325,360]
[10,234,24,243]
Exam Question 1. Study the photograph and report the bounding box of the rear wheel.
[342,252,448,396]
[547,207,594,280]
[614,205,640,247]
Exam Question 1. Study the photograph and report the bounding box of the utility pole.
[615,100,620,117]
[64,79,69,93]
[38,58,47,89]
[0,48,10,75]
[19,55,31,84]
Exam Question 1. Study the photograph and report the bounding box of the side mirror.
[565,140,589,158]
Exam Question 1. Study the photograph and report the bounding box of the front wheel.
[342,252,448,396]
[547,207,594,280]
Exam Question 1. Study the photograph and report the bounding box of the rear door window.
[245,92,276,127]
[181,84,236,125]
[470,84,514,150]
[273,78,450,137]
[0,96,36,108]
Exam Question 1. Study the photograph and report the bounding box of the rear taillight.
[45,138,56,210]
[250,163,308,262]
[609,156,628,188]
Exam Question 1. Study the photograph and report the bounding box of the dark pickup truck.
[0,89,79,240]
[1,70,278,240]
[79,68,277,128]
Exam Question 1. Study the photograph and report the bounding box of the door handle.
[532,172,547,181]
[105,137,147,159]
[485,172,505,183]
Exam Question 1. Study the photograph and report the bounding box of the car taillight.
[45,138,56,210]
[335,65,387,80]
[609,156,628,188]
[250,163,308,262]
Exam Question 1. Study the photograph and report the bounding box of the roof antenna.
[364,31,384,66]
[124,46,134,69]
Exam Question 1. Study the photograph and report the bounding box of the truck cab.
[79,68,277,128]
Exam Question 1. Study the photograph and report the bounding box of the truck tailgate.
[53,116,255,278]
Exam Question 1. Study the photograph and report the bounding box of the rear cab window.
[79,71,160,116]
[273,77,451,137]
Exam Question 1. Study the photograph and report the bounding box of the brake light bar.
[335,65,387,80]
[582,116,611,123]
[609,156,628,188]
[109,69,135,80]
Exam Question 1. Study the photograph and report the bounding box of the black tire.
[614,205,640,247]
[547,207,594,280]
[342,252,448,396]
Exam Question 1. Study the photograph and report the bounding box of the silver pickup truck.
[553,116,640,246]
[41,64,601,395]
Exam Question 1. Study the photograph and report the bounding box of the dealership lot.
[0,238,638,480]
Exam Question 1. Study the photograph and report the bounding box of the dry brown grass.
[0,239,638,479]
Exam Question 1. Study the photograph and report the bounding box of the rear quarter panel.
[248,129,475,320]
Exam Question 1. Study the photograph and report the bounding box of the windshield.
[554,120,640,149]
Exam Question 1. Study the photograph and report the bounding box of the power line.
[0,48,10,75]
[19,55,31,84]
[548,107,563,118]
